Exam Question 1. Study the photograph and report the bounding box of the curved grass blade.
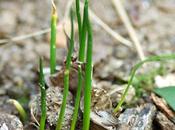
[114,54,175,113]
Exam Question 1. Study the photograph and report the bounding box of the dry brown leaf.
[151,93,175,120]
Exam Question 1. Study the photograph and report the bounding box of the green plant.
[76,0,82,42]
[50,1,57,74]
[79,0,88,61]
[8,99,27,122]
[70,0,88,129]
[132,65,166,98]
[83,2,93,129]
[56,9,75,130]
[39,58,47,130]
[113,54,175,113]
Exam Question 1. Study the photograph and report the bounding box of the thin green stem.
[39,58,47,130]
[70,1,88,129]
[78,0,88,61]
[50,2,57,74]
[70,65,83,130]
[83,3,93,130]
[76,0,82,43]
[113,54,175,113]
[56,9,74,130]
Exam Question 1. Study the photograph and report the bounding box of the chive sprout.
[70,0,89,129]
[50,1,57,74]
[39,58,47,130]
[56,9,74,130]
[83,1,93,129]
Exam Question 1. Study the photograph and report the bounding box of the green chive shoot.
[39,58,47,130]
[70,0,89,129]
[76,0,82,42]
[83,2,93,129]
[78,0,88,61]
[56,9,74,130]
[50,1,57,74]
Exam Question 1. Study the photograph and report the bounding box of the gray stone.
[0,112,23,130]
[118,103,156,130]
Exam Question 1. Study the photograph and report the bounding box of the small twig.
[0,29,50,45]
[111,0,145,60]
[51,0,57,14]
[79,2,133,48]
[63,0,74,21]
[30,107,40,127]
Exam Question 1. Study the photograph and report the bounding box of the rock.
[155,74,175,88]
[0,96,18,115]
[94,56,132,81]
[30,87,74,129]
[96,81,135,105]
[90,110,118,130]
[118,103,156,130]
[0,10,17,36]
[154,112,175,130]
[0,112,23,130]
[80,87,118,130]
[91,87,112,111]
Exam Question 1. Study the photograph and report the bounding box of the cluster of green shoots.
[5,0,175,129]
[38,0,175,130]
[39,0,93,130]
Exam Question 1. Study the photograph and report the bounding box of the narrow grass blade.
[70,0,88,129]
[56,9,74,130]
[50,1,57,74]
[39,58,47,130]
[78,0,88,62]
[83,1,93,129]
[76,0,82,43]
[113,54,175,113]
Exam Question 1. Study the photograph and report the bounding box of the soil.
[0,0,175,130]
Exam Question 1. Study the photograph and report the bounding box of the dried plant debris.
[118,103,156,130]
[0,112,23,130]
[80,87,118,130]
[154,112,175,130]
[91,87,112,111]
[154,86,175,111]
[96,81,135,105]
[30,87,74,129]
[151,93,175,120]
[45,62,84,94]
[80,83,136,130]
[90,110,118,130]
